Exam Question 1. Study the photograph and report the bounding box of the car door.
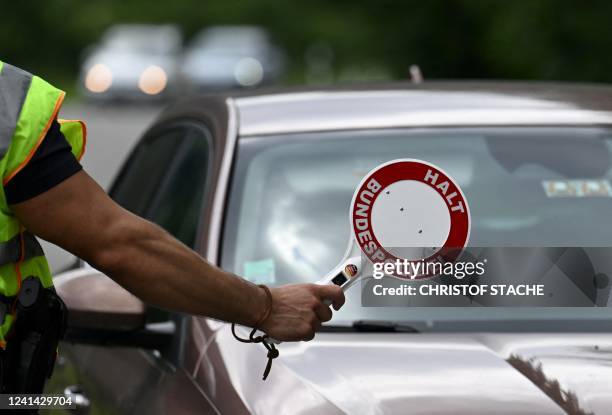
[47,120,218,415]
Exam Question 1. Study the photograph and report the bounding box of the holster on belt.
[1,277,68,394]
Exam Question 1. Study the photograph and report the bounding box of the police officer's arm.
[11,170,344,342]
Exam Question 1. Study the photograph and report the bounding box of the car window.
[112,122,211,247]
[147,127,210,247]
[111,130,179,217]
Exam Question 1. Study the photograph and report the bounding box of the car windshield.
[221,127,612,329]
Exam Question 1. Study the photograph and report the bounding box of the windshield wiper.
[351,320,420,333]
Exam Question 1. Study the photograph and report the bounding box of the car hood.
[208,327,611,415]
[479,333,612,415]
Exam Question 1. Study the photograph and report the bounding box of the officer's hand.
[259,284,345,342]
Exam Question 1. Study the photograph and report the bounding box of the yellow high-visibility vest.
[0,60,86,347]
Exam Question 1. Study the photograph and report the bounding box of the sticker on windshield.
[243,258,276,284]
[542,179,612,198]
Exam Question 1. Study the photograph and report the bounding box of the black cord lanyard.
[231,323,279,380]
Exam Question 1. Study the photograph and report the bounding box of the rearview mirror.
[55,268,173,350]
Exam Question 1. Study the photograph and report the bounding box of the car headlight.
[138,65,168,95]
[234,57,264,87]
[84,63,113,93]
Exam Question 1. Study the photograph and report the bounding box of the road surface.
[44,102,162,271]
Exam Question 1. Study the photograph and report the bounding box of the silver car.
[52,83,612,414]
[79,24,181,101]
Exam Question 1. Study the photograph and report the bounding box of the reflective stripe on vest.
[0,232,44,266]
[0,63,33,158]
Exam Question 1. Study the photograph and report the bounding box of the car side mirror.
[55,269,174,350]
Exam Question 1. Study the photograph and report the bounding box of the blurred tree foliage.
[2,0,612,90]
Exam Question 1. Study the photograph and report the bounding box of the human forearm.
[90,213,266,327]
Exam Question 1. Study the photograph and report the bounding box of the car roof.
[228,81,612,136]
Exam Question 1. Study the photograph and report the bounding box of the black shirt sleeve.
[4,119,83,204]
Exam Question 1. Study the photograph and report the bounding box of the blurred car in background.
[180,25,284,91]
[79,24,181,101]
[48,82,612,414]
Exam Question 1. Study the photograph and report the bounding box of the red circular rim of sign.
[351,159,470,280]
